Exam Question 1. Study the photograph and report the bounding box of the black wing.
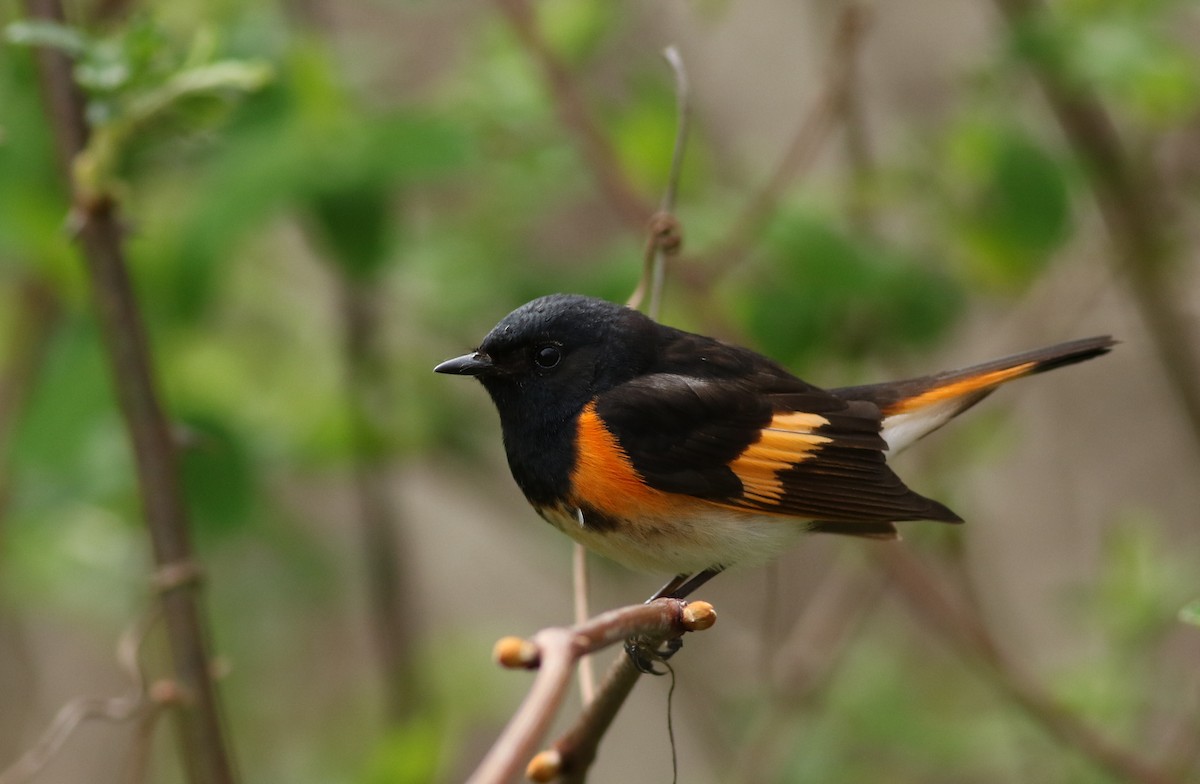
[594,368,961,527]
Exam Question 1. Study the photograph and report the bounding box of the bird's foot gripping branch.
[469,598,716,784]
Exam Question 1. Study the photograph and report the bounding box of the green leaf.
[944,123,1072,288]
[306,185,392,281]
[358,720,442,784]
[4,19,86,55]
[1181,600,1200,627]
[179,413,255,536]
[731,210,964,367]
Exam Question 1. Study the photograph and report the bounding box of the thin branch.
[572,544,595,706]
[491,0,656,232]
[627,47,690,318]
[659,46,690,219]
[697,5,870,274]
[728,562,887,782]
[0,274,60,524]
[338,275,421,723]
[24,1,238,780]
[991,0,1200,455]
[554,649,645,784]
[876,545,1176,784]
[467,598,716,784]
[0,608,165,784]
[570,42,692,712]
[835,2,876,237]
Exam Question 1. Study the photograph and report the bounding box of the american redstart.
[436,294,1113,602]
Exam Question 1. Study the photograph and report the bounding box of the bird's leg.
[666,567,722,600]
[628,567,724,673]
[646,573,690,602]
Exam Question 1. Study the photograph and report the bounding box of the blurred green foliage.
[1,0,1197,782]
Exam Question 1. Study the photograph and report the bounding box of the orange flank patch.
[570,403,678,519]
[727,412,831,504]
[887,362,1037,415]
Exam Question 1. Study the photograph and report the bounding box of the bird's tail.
[832,336,1116,453]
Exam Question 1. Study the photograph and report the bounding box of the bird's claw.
[623,635,684,675]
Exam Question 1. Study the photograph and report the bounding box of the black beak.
[434,352,494,376]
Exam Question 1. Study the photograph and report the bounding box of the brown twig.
[0,274,60,525]
[467,598,716,784]
[338,276,422,723]
[876,544,1176,784]
[569,43,692,713]
[627,47,690,317]
[834,3,876,237]
[991,0,1200,455]
[24,0,237,781]
[491,0,656,233]
[728,561,887,782]
[571,544,596,706]
[553,649,645,784]
[695,5,870,275]
[0,608,167,784]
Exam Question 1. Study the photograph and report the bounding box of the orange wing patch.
[886,362,1036,415]
[727,411,831,504]
[570,402,677,519]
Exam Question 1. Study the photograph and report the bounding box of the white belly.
[537,503,810,574]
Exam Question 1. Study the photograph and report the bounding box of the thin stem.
[573,544,596,706]
[468,598,711,784]
[698,5,869,274]
[24,0,237,780]
[339,277,420,723]
[626,46,690,317]
[991,0,1200,456]
[0,275,60,525]
[491,0,655,232]
[646,45,691,321]
[877,545,1175,784]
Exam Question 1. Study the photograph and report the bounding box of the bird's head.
[434,294,657,426]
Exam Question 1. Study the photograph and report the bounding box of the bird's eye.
[534,345,562,369]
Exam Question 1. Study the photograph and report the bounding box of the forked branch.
[24,0,237,780]
[467,598,716,784]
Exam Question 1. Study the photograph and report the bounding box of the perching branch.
[491,0,656,232]
[991,0,1200,456]
[337,275,423,723]
[876,545,1176,784]
[24,0,237,781]
[0,274,60,523]
[626,46,690,318]
[697,5,870,275]
[467,598,716,784]
[569,43,691,711]
[0,608,170,784]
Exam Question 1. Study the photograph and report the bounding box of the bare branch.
[627,46,690,317]
[876,545,1176,784]
[697,5,870,274]
[991,0,1200,456]
[24,0,238,780]
[467,598,716,784]
[0,274,60,522]
[491,0,655,232]
[571,544,596,706]
[337,276,421,722]
[0,608,167,784]
[552,603,715,784]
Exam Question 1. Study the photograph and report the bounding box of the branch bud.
[680,601,717,631]
[493,636,540,669]
[526,749,562,782]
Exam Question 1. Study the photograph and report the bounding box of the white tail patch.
[881,398,966,453]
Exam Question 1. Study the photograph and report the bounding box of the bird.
[435,293,1113,603]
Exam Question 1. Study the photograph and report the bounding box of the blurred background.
[2,0,1199,782]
